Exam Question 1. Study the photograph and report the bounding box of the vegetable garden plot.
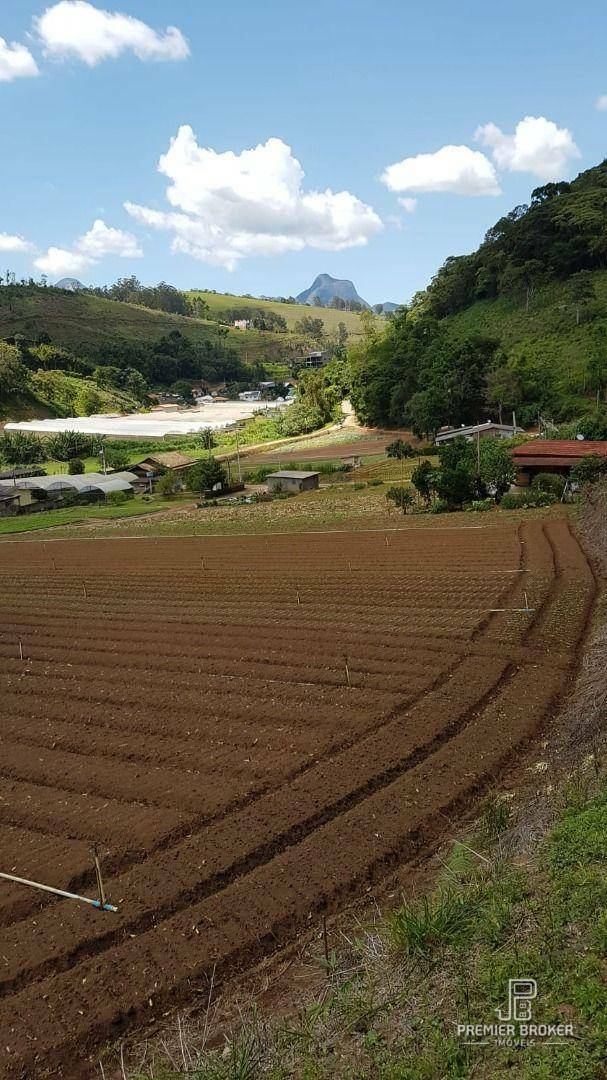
[0,519,594,1077]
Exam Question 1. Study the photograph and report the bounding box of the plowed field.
[0,518,594,1077]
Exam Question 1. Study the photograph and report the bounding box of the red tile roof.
[512,440,607,465]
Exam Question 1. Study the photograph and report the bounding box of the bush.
[386,485,414,512]
[67,458,84,475]
[106,490,128,505]
[157,471,177,497]
[532,471,566,498]
[570,454,607,486]
[499,489,554,509]
[244,466,275,484]
[428,498,450,514]
[466,497,494,512]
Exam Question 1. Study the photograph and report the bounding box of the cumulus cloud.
[0,36,39,82]
[595,95,607,111]
[475,115,580,181]
[381,145,501,196]
[125,125,382,270]
[398,197,418,213]
[34,246,92,277]
[34,218,142,278]
[0,232,34,252]
[35,1,189,65]
[76,218,142,258]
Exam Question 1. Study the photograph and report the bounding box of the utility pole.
[235,430,242,483]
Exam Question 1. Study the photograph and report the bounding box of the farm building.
[266,470,320,494]
[130,452,198,487]
[0,465,46,482]
[0,488,21,516]
[511,440,607,485]
[5,472,137,507]
[435,421,523,446]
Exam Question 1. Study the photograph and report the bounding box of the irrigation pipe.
[0,870,118,912]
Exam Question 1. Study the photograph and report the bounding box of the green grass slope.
[0,288,289,364]
[442,269,607,404]
[188,289,366,337]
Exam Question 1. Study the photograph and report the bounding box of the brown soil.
[0,518,594,1078]
[241,429,417,464]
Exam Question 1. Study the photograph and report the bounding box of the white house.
[434,421,523,446]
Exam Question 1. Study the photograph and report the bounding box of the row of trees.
[87,277,205,318]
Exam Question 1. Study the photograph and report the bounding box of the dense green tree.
[568,270,596,325]
[411,459,437,504]
[186,457,227,494]
[0,342,29,396]
[293,315,325,343]
[479,438,516,500]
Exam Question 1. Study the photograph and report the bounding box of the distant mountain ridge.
[296,273,370,309]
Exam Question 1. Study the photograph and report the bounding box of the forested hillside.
[350,160,607,434]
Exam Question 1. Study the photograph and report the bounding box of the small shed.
[266,470,320,494]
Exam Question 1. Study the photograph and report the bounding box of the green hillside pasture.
[188,290,367,338]
[0,288,289,364]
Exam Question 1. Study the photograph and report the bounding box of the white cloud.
[381,145,501,196]
[34,218,142,278]
[398,197,418,213]
[35,1,189,66]
[0,36,39,82]
[595,95,607,111]
[76,218,142,258]
[34,246,92,277]
[125,125,382,270]
[475,116,580,181]
[0,232,34,252]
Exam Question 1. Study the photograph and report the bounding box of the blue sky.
[2,0,607,304]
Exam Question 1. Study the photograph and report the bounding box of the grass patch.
[0,495,177,535]
[117,767,607,1080]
